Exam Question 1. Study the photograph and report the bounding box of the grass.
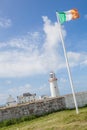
[0,107,87,130]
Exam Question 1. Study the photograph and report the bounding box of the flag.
[57,9,80,24]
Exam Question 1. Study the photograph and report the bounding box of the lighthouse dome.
[49,72,57,82]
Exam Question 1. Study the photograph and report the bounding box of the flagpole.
[56,12,79,114]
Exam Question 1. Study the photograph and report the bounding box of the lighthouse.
[49,72,59,97]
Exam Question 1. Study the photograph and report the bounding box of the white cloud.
[67,52,87,67]
[0,16,86,77]
[8,84,32,96]
[0,93,8,105]
[0,83,48,104]
[60,78,67,83]
[5,80,12,85]
[84,14,87,19]
[0,17,12,28]
[38,83,48,92]
[42,16,66,51]
[0,84,32,104]
[80,60,87,66]
[0,32,43,51]
[37,83,50,96]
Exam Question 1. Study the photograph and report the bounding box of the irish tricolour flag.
[57,9,80,24]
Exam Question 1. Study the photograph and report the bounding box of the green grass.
[1,107,87,130]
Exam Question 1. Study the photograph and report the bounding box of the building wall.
[0,97,65,122]
[0,91,87,122]
[6,101,17,107]
[65,92,87,109]
[17,95,36,104]
[6,95,17,107]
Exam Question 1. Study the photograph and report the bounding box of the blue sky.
[0,0,87,105]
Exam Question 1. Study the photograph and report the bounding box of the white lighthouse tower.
[49,72,59,97]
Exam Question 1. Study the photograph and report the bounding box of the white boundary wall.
[64,91,87,109]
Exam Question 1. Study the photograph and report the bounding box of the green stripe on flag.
[57,12,66,24]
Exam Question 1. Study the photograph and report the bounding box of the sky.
[0,0,87,105]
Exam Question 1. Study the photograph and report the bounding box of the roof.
[23,93,32,97]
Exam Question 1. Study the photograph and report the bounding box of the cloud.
[0,93,8,105]
[0,17,12,28]
[0,16,86,77]
[42,16,66,51]
[80,60,87,66]
[0,32,43,49]
[60,78,67,83]
[37,83,50,96]
[8,84,32,95]
[67,52,87,67]
[0,83,33,104]
[5,80,12,85]
[0,83,48,104]
[84,14,87,19]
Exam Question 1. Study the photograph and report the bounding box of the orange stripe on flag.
[71,9,80,20]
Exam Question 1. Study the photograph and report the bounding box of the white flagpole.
[56,12,79,114]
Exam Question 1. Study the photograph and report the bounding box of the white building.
[6,95,17,107]
[39,95,49,100]
[65,91,87,109]
[17,92,36,104]
[49,72,60,97]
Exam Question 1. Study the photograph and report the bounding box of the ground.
[1,107,87,130]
